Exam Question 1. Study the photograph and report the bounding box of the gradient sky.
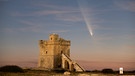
[0,0,135,71]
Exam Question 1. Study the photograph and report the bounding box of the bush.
[52,68,66,73]
[0,65,24,73]
[101,68,114,74]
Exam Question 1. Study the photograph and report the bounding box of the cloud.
[1,20,71,34]
[0,20,43,33]
[34,2,78,11]
[19,20,38,26]
[17,20,44,33]
[55,14,83,22]
[11,3,79,17]
[34,10,78,16]
[36,4,82,22]
[76,60,135,70]
[115,1,135,12]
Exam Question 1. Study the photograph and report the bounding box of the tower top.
[49,33,59,41]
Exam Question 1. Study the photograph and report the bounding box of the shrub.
[0,65,24,73]
[101,68,114,74]
[52,68,66,73]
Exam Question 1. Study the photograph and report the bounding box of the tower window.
[61,51,63,54]
[46,51,47,54]
[51,38,52,40]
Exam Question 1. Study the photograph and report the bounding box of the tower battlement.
[39,34,70,46]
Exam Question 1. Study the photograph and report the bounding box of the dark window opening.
[51,38,52,40]
[61,51,63,54]
[58,64,61,68]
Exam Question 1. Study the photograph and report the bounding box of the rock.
[64,71,71,75]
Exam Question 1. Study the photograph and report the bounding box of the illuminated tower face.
[38,34,70,69]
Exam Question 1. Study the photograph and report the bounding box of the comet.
[78,0,93,37]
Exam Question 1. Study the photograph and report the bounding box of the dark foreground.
[0,65,135,76]
[0,71,135,76]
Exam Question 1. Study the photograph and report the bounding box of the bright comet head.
[86,22,93,37]
[90,31,93,36]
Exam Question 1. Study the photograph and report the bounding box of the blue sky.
[0,0,135,70]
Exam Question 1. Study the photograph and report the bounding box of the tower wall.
[38,40,55,69]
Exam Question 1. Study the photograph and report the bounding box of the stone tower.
[38,33,70,70]
[38,33,84,71]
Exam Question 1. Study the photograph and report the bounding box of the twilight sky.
[0,0,135,70]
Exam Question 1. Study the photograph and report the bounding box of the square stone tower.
[38,33,70,70]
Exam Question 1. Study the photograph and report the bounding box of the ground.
[0,71,135,76]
